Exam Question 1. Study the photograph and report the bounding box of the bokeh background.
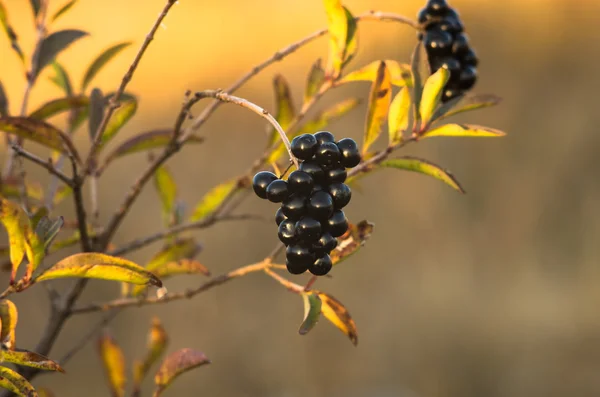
[2,0,600,396]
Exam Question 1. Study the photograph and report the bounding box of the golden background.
[2,0,600,396]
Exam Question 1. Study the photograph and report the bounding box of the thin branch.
[264,267,304,294]
[10,144,73,187]
[71,158,91,252]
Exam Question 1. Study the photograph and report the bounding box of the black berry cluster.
[252,131,361,276]
[417,0,478,102]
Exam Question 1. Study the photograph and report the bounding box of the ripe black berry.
[336,138,361,168]
[315,142,341,166]
[287,170,314,194]
[325,167,347,184]
[295,217,322,242]
[299,160,326,184]
[310,254,333,276]
[423,29,453,57]
[307,191,334,220]
[290,134,318,160]
[461,48,478,67]
[326,210,348,237]
[275,207,287,226]
[286,259,309,275]
[252,171,277,199]
[417,8,434,24]
[427,0,449,14]
[452,33,470,55]
[458,66,477,90]
[437,16,463,35]
[328,183,352,209]
[278,219,297,245]
[286,244,315,267]
[312,232,337,255]
[313,131,335,145]
[281,193,307,220]
[266,180,290,203]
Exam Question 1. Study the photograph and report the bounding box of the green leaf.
[88,88,105,141]
[0,2,25,65]
[51,0,78,23]
[2,349,65,372]
[34,215,64,250]
[29,0,40,18]
[0,366,36,397]
[153,349,210,397]
[436,93,503,121]
[190,179,238,222]
[98,332,126,397]
[268,75,296,146]
[341,6,358,69]
[0,116,74,153]
[33,29,89,82]
[337,60,411,87]
[381,157,465,193]
[133,317,168,394]
[331,220,374,266]
[153,163,177,225]
[422,123,507,139]
[0,198,31,283]
[103,129,204,167]
[0,299,18,349]
[304,58,325,104]
[81,42,132,92]
[147,239,201,271]
[363,61,391,154]
[315,291,358,346]
[48,62,73,96]
[100,98,137,145]
[419,66,450,128]
[388,86,411,144]
[0,80,8,116]
[29,95,89,120]
[35,252,163,286]
[323,0,348,79]
[410,41,424,129]
[299,292,321,335]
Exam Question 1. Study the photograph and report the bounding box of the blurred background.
[2,0,600,396]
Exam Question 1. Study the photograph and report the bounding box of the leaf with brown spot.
[315,291,358,346]
[363,61,391,154]
[299,292,321,335]
[0,299,18,349]
[0,198,31,283]
[0,117,76,156]
[268,75,296,146]
[331,220,374,266]
[153,348,210,397]
[98,332,126,397]
[133,317,169,394]
[2,348,65,372]
[337,60,411,87]
[0,366,36,396]
[29,95,89,120]
[304,58,325,104]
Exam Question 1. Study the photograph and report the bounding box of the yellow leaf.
[0,366,37,397]
[2,349,65,373]
[388,86,412,144]
[190,179,238,222]
[153,348,210,397]
[422,123,507,139]
[380,157,465,193]
[409,41,425,128]
[304,58,325,104]
[331,220,374,266]
[98,332,126,397]
[100,99,137,145]
[0,198,30,283]
[341,6,358,69]
[0,178,44,203]
[34,252,162,286]
[153,164,177,226]
[0,300,18,349]
[268,75,296,146]
[363,61,392,154]
[133,317,169,392]
[436,94,502,121]
[299,292,321,335]
[419,67,450,128]
[0,117,73,154]
[323,0,347,79]
[337,60,411,87]
[316,291,358,346]
[153,259,210,279]
[29,95,89,120]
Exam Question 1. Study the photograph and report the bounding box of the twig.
[70,157,91,252]
[264,267,304,293]
[10,144,73,187]
[15,156,31,214]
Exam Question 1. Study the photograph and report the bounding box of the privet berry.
[252,131,361,276]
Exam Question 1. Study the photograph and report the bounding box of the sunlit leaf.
[0,2,25,65]
[0,366,36,397]
[81,42,132,92]
[268,75,296,146]
[331,220,374,266]
[299,292,321,335]
[190,179,238,222]
[2,348,65,372]
[146,238,201,273]
[0,299,18,349]
[98,332,126,397]
[419,67,450,128]
[88,88,105,141]
[315,291,358,346]
[0,198,30,283]
[337,60,411,87]
[422,123,507,139]
[49,62,73,96]
[0,81,8,116]
[435,94,503,121]
[52,185,72,206]
[133,317,169,392]
[33,29,89,82]
[100,98,137,145]
[29,95,89,120]
[0,116,74,153]
[323,0,347,79]
[51,0,78,23]
[304,58,325,104]
[341,6,358,69]
[153,163,177,225]
[153,348,210,397]
[388,86,411,144]
[381,157,465,193]
[152,259,210,279]
[363,61,391,154]
[35,252,163,286]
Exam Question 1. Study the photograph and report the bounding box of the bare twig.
[10,144,73,187]
[264,267,304,293]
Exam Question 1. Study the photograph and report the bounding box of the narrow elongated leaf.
[0,299,18,349]
[98,332,126,397]
[88,88,105,141]
[419,67,450,127]
[35,252,162,286]
[153,349,210,397]
[29,95,89,120]
[153,164,177,225]
[304,58,325,104]
[268,75,296,146]
[0,81,8,116]
[323,0,348,79]
[436,94,503,121]
[190,179,238,222]
[146,238,201,273]
[33,29,89,81]
[51,0,78,23]
[0,366,36,397]
[410,42,424,128]
[2,349,65,372]
[30,207,48,230]
[316,291,358,346]
[0,198,30,282]
[363,61,391,154]
[133,317,169,392]
[381,157,465,193]
[337,60,411,87]
[299,292,322,335]
[388,86,411,144]
[0,2,25,65]
[48,62,73,96]
[29,0,40,17]
[35,216,64,250]
[331,220,374,266]
[100,98,137,145]
[81,42,132,91]
[0,117,72,153]
[152,259,209,279]
[103,129,203,166]
[423,123,506,139]
[341,6,358,69]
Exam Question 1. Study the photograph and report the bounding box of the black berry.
[286,259,309,275]
[299,160,326,184]
[278,219,297,245]
[325,167,347,184]
[295,217,322,242]
[315,142,341,166]
[437,16,463,35]
[307,191,334,220]
[452,33,470,55]
[310,254,333,276]
[275,207,287,226]
[423,29,453,57]
[326,210,348,237]
[252,171,277,199]
[266,179,289,203]
[461,48,479,67]
[336,138,361,168]
[427,0,449,15]
[290,134,318,160]
[286,244,315,267]
[328,183,352,209]
[458,66,477,90]
[312,232,337,255]
[287,170,314,194]
[417,7,434,24]
[281,193,307,220]
[313,131,335,145]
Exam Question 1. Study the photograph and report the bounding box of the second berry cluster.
[252,131,361,276]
